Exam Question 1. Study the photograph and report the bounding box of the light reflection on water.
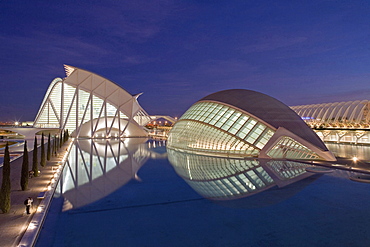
[326,143,370,161]
[54,141,369,208]
[45,141,370,209]
[54,138,166,211]
[35,140,370,247]
[167,149,316,202]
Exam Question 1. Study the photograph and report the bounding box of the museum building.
[33,65,151,138]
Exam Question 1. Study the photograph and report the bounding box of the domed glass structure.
[167,89,335,161]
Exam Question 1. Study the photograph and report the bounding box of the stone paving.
[0,140,70,247]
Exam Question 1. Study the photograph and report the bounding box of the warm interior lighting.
[29,222,37,230]
[353,157,358,162]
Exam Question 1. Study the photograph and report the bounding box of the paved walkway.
[0,140,70,247]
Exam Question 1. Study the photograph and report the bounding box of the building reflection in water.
[168,149,320,206]
[55,138,166,211]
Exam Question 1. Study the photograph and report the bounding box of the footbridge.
[149,115,177,124]
[0,127,59,140]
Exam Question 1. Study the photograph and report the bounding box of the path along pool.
[36,139,370,247]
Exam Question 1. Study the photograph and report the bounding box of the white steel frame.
[168,101,335,161]
[34,65,151,138]
[291,100,370,129]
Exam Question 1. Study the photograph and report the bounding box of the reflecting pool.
[36,141,370,247]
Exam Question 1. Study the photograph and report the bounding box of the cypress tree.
[21,141,29,191]
[52,135,56,156]
[0,143,11,213]
[55,136,59,156]
[55,136,58,155]
[59,133,63,148]
[32,136,39,177]
[40,133,46,167]
[47,133,51,161]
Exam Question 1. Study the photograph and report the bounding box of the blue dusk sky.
[0,1,369,121]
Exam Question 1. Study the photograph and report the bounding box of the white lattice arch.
[291,100,370,128]
[33,65,151,138]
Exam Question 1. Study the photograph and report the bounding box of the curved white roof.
[34,65,151,138]
[63,65,145,120]
[200,89,328,151]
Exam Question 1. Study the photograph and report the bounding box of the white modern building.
[291,100,370,144]
[167,89,336,161]
[33,65,151,138]
[291,100,370,129]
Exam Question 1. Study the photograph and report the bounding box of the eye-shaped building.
[167,89,336,161]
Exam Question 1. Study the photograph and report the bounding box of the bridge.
[0,127,58,140]
[149,115,177,124]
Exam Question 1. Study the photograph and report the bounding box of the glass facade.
[168,101,275,157]
[35,82,130,130]
[168,99,329,160]
[267,137,321,160]
[34,65,151,138]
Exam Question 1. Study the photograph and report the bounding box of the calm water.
[36,140,370,247]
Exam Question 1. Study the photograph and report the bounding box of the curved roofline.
[34,78,63,124]
[64,64,143,99]
[62,65,149,119]
[199,89,328,151]
[33,65,151,138]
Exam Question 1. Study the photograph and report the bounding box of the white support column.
[61,89,77,131]
[90,91,94,138]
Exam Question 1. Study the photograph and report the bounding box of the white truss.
[291,100,370,129]
[33,65,151,138]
